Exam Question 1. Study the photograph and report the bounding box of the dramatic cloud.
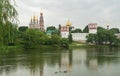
[15,0,120,29]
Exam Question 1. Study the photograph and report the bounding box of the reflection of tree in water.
[0,47,73,76]
[85,47,120,70]
[59,49,73,74]
[0,49,24,75]
[27,48,73,76]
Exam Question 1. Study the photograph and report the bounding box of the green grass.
[69,41,110,48]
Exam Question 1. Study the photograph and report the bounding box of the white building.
[60,22,98,42]
[71,23,98,42]
[60,20,72,38]
[60,26,69,38]
[72,33,89,42]
[88,23,97,34]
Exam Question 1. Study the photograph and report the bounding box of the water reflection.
[0,47,120,76]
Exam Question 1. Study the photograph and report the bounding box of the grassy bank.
[0,45,66,53]
[69,42,112,48]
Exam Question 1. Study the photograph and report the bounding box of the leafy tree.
[21,29,46,48]
[86,34,96,43]
[60,38,69,48]
[86,28,118,45]
[68,33,73,44]
[83,25,89,33]
[46,26,59,35]
[71,28,82,33]
[47,26,56,31]
[19,26,28,32]
[0,0,18,46]
[51,35,61,45]
[110,28,120,33]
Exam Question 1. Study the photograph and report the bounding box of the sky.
[15,0,120,29]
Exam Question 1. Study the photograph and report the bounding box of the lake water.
[0,47,120,76]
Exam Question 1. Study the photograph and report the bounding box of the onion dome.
[66,20,72,26]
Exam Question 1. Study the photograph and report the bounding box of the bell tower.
[39,11,44,31]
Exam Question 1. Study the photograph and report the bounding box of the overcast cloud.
[15,0,120,29]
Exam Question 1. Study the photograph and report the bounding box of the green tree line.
[86,27,120,46]
[0,0,69,49]
[18,28,69,48]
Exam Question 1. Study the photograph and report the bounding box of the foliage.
[47,26,56,31]
[46,26,60,35]
[110,28,120,33]
[71,28,82,33]
[21,29,46,48]
[18,26,28,32]
[68,33,73,44]
[86,34,97,43]
[60,38,69,48]
[83,25,89,33]
[0,0,18,46]
[19,29,69,48]
[86,28,119,46]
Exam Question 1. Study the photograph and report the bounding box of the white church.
[60,22,98,43]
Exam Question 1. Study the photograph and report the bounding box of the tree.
[47,26,56,31]
[86,34,96,43]
[0,0,18,46]
[46,26,59,35]
[71,28,82,33]
[86,27,118,45]
[83,25,89,33]
[60,38,69,48]
[68,33,73,44]
[110,28,120,33]
[21,29,47,48]
[51,35,61,45]
[19,26,28,32]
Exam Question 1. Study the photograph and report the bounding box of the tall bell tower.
[39,11,44,31]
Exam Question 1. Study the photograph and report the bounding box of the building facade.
[71,23,98,42]
[72,33,89,43]
[60,20,72,38]
[88,23,97,34]
[29,11,45,31]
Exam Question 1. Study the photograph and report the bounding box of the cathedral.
[29,11,45,31]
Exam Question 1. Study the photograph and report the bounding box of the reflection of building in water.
[89,59,98,70]
[106,62,111,76]
[30,63,44,76]
[59,51,72,72]
[72,49,87,65]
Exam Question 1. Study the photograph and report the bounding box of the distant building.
[88,23,97,34]
[71,23,98,42]
[72,33,89,43]
[46,30,56,36]
[60,20,72,38]
[29,11,45,31]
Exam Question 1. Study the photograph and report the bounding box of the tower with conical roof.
[39,11,44,31]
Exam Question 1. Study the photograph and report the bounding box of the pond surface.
[0,47,120,76]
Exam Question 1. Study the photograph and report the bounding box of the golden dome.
[66,20,72,26]
[33,15,38,20]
